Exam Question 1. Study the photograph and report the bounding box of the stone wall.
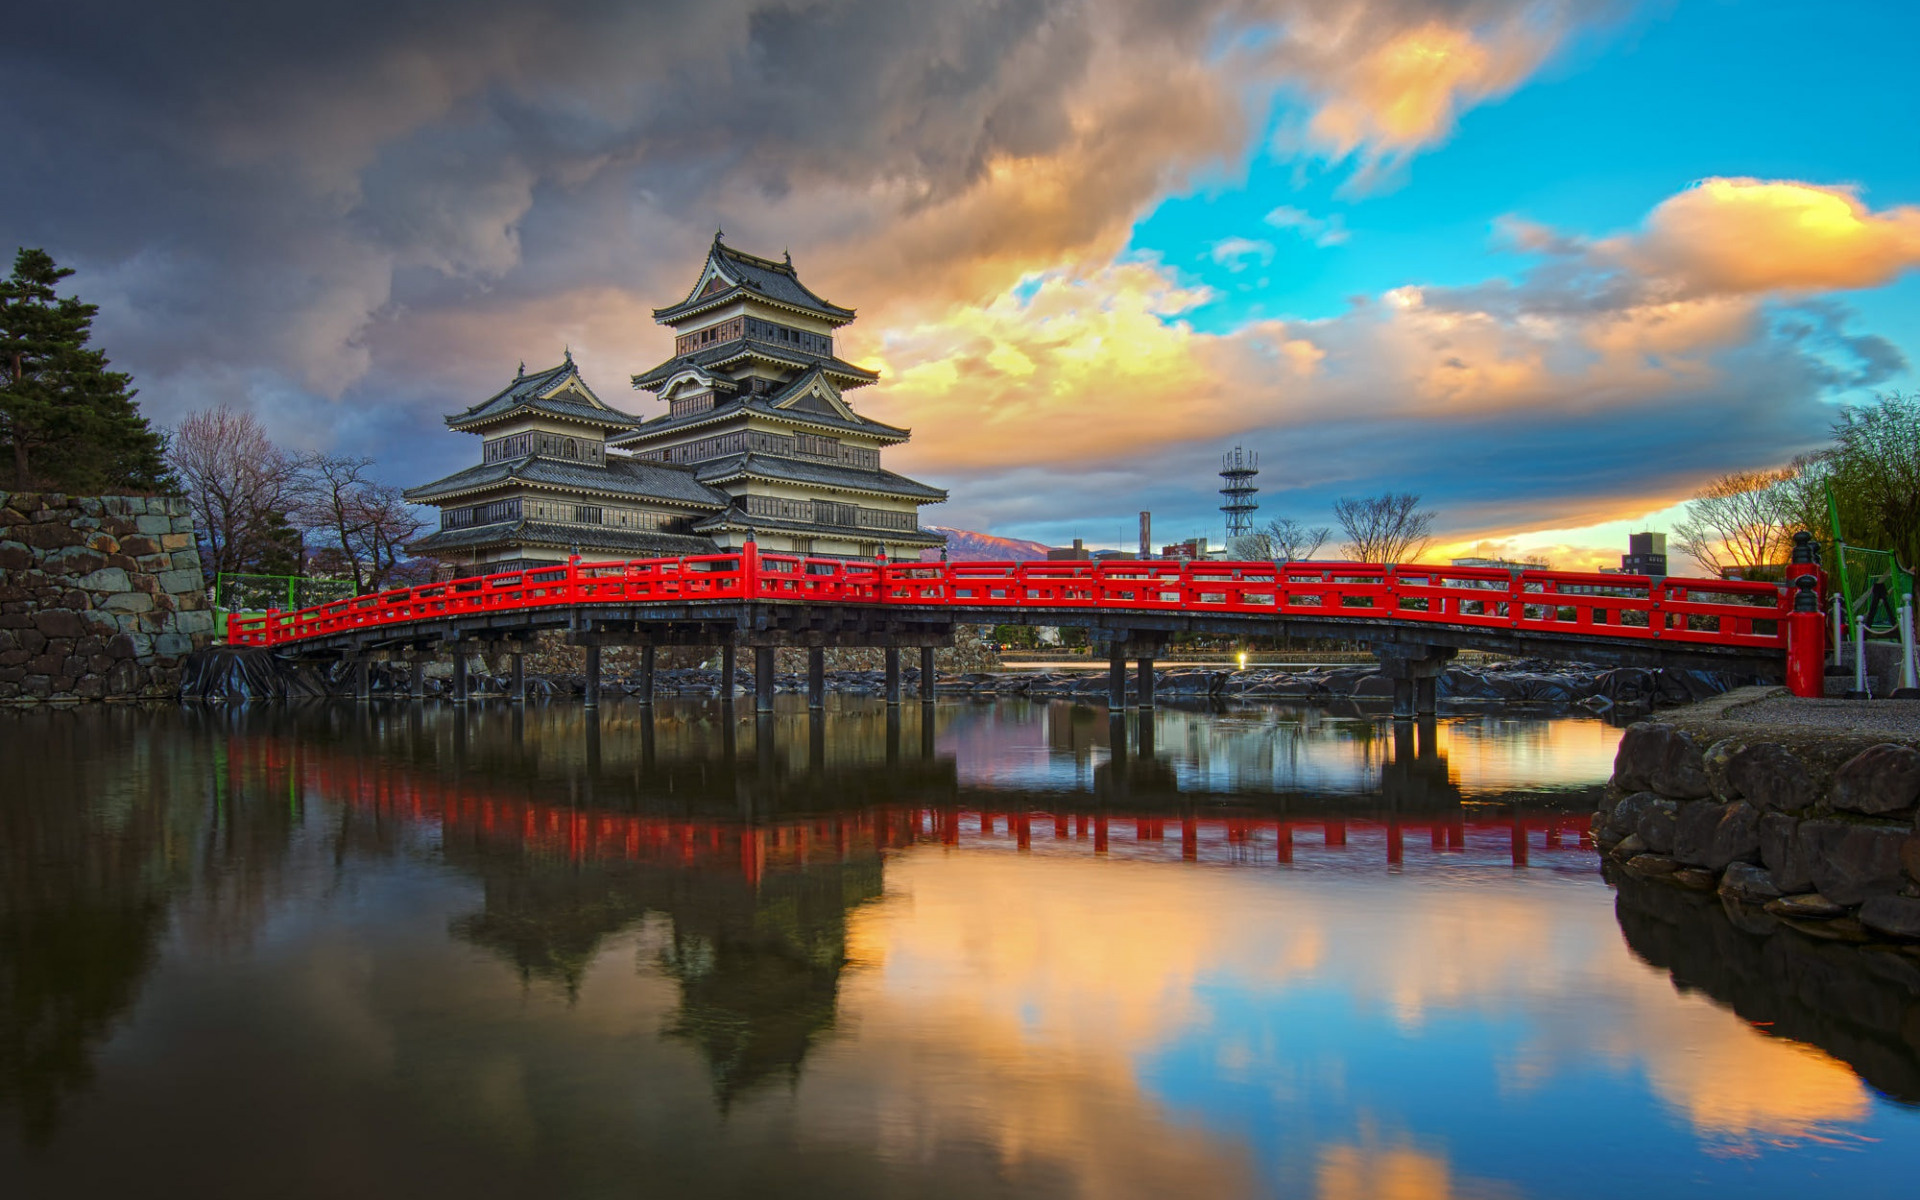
[1594,698,1920,946]
[0,492,214,702]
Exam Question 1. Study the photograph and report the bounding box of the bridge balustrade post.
[1786,574,1826,698]
[584,643,601,710]
[885,647,901,706]
[919,646,935,702]
[755,646,776,714]
[807,646,825,710]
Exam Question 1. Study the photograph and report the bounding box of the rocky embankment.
[1594,692,1920,947]
[183,649,1750,706]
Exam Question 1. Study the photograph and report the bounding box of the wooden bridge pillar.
[510,652,525,704]
[1109,642,1127,709]
[919,646,935,702]
[584,643,601,709]
[410,658,425,702]
[638,644,655,707]
[720,643,737,701]
[755,646,776,713]
[1137,653,1156,709]
[1374,643,1456,721]
[352,658,370,703]
[885,647,901,705]
[807,646,825,709]
[452,653,469,704]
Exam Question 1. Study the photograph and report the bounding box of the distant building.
[1161,538,1211,561]
[407,235,947,574]
[1048,538,1091,561]
[1450,556,1549,570]
[1622,532,1668,576]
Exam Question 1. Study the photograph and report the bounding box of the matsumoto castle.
[407,235,947,572]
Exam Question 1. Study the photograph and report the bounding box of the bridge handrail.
[223,545,1792,652]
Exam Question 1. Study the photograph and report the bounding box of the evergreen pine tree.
[0,247,170,492]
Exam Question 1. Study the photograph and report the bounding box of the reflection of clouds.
[1599,997,1870,1149]
[855,852,1873,1151]
[1317,1137,1515,1200]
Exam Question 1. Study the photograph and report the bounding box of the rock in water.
[1765,893,1847,920]
[1624,854,1680,877]
[1857,895,1920,940]
[1718,862,1783,905]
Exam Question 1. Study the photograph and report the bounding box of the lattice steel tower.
[1220,446,1259,540]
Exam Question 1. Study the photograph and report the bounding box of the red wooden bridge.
[224,545,1822,709]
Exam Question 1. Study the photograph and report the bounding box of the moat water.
[3,699,1918,1198]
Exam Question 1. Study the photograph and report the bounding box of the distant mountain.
[924,526,1055,561]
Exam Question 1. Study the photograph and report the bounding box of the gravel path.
[1730,696,1920,737]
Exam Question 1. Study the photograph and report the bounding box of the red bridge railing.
[225,545,1792,655]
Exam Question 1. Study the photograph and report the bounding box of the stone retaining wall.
[1594,692,1920,945]
[0,492,214,702]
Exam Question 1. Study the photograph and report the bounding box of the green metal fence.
[215,573,356,615]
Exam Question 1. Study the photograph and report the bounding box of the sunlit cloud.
[1284,7,1577,193]
[1611,177,1920,297]
[871,174,1911,548]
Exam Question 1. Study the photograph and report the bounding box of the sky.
[8,0,1920,569]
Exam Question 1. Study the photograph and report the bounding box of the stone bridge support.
[1373,643,1457,719]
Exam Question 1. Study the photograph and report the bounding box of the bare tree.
[297,456,431,593]
[1671,469,1795,576]
[1333,493,1435,563]
[350,483,429,591]
[297,455,378,594]
[167,408,305,581]
[1264,517,1333,562]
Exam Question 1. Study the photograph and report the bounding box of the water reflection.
[2,700,1918,1198]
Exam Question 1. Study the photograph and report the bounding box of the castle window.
[574,505,603,525]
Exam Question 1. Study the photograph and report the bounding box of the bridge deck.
[226,547,1792,673]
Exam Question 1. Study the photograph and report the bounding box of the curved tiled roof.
[691,511,946,547]
[613,394,910,446]
[654,238,855,325]
[448,359,644,430]
[404,455,730,507]
[693,452,947,501]
[631,338,879,392]
[410,520,720,558]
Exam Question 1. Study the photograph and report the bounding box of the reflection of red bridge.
[282,751,1594,882]
[224,547,1817,711]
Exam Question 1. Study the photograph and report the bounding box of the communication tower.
[1220,446,1259,540]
